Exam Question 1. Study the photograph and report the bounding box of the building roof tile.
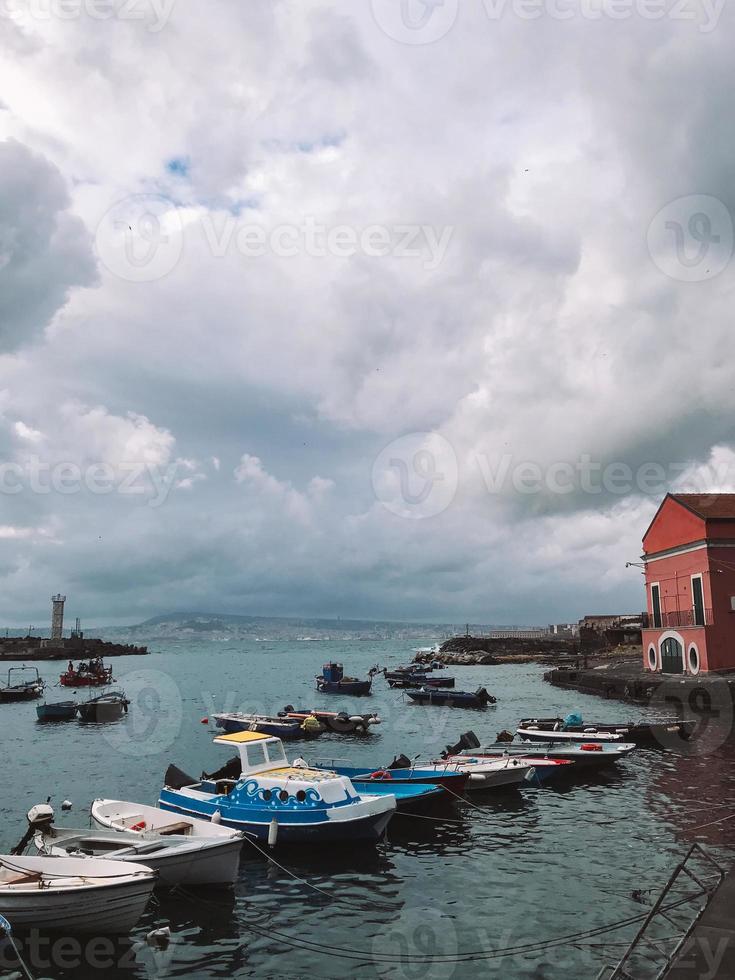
[670,493,735,519]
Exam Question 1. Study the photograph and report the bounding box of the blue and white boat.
[211,713,312,739]
[159,731,396,845]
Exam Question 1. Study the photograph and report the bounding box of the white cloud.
[1,5,735,623]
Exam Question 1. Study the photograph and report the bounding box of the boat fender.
[581,744,603,752]
[212,810,222,824]
[200,717,209,724]
[368,770,392,780]
[268,818,278,848]
[130,821,147,832]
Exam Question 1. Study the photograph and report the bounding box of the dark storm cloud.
[0,140,97,354]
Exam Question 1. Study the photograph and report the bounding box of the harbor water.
[2,638,735,979]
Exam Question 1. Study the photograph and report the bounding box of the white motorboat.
[427,755,536,791]
[0,854,156,932]
[34,823,243,887]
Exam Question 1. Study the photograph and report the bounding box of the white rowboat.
[34,823,243,887]
[0,854,155,932]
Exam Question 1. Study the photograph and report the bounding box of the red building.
[642,493,735,675]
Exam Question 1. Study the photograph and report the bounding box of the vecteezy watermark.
[371,437,734,519]
[96,194,185,283]
[0,0,177,32]
[370,0,460,44]
[648,194,734,282]
[102,669,183,757]
[369,0,726,43]
[0,929,175,976]
[0,457,182,508]
[474,454,710,497]
[372,432,459,519]
[482,0,726,34]
[96,196,455,283]
[371,907,459,980]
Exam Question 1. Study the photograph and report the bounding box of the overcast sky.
[1,0,734,628]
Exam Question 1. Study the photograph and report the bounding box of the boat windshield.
[266,741,286,765]
[246,742,267,769]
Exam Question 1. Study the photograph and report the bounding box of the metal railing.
[642,608,712,629]
[595,843,724,980]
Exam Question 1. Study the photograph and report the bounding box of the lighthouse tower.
[51,594,66,641]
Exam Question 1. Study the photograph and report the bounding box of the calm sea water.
[2,638,735,980]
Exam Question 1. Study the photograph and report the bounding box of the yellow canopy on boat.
[213,730,271,744]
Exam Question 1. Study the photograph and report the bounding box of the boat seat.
[156,821,193,836]
[1,869,43,885]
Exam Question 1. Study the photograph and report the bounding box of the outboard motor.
[202,756,241,782]
[11,801,55,855]
[388,754,412,770]
[164,763,198,790]
[496,729,515,743]
[441,731,481,758]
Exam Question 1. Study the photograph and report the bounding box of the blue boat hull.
[158,789,393,844]
[350,781,444,811]
[406,690,492,708]
[36,702,78,721]
[214,717,302,739]
[316,679,372,696]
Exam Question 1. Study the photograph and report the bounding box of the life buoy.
[368,770,392,780]
[130,821,147,831]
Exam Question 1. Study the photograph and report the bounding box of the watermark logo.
[372,432,459,519]
[2,0,178,33]
[102,669,183,757]
[648,676,734,755]
[371,907,459,979]
[648,194,734,283]
[96,194,184,283]
[370,0,459,44]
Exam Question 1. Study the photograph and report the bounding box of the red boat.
[59,658,113,688]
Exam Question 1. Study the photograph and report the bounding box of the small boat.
[0,854,156,933]
[315,663,376,696]
[33,822,243,887]
[449,731,637,770]
[36,700,78,722]
[91,799,244,841]
[424,756,535,791]
[349,781,446,811]
[212,713,313,739]
[60,658,113,688]
[517,715,697,745]
[406,687,496,709]
[0,667,45,703]
[159,731,396,845]
[281,707,381,734]
[387,674,455,689]
[77,691,129,723]
[313,760,470,794]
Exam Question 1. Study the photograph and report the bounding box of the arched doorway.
[661,636,684,674]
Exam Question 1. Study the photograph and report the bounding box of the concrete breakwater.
[545,658,735,716]
[0,635,148,661]
[414,634,580,667]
